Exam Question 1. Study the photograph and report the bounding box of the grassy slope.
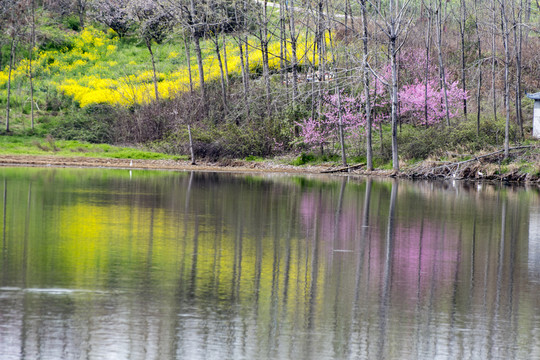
[0,135,183,160]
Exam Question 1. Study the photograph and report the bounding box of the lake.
[0,167,539,360]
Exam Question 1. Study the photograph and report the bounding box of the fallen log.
[321,163,365,173]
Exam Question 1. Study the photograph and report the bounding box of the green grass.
[0,135,184,160]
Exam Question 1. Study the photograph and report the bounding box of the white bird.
[477,171,483,177]
[130,160,133,167]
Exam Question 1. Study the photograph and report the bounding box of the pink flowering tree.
[297,76,390,152]
[399,79,468,126]
[297,48,468,152]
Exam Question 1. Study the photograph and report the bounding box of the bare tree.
[373,0,415,171]
[473,0,483,136]
[512,0,524,138]
[498,0,511,159]
[1,0,28,132]
[90,0,133,37]
[128,0,174,102]
[29,0,36,130]
[457,0,468,118]
[74,0,88,29]
[435,0,451,126]
[359,0,373,170]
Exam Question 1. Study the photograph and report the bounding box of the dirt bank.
[1,153,538,184]
[0,154,329,175]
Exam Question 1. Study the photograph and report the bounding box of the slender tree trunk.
[78,0,85,29]
[184,35,193,93]
[513,0,524,139]
[30,0,36,130]
[190,0,205,102]
[347,0,354,30]
[222,34,229,86]
[436,0,451,126]
[390,35,399,171]
[146,39,159,101]
[288,0,299,105]
[238,38,248,102]
[188,124,195,165]
[459,0,468,118]
[336,82,348,167]
[244,35,250,88]
[6,38,16,132]
[213,36,228,112]
[474,1,483,136]
[492,1,498,122]
[500,0,510,159]
[279,0,286,85]
[361,0,373,170]
[260,1,271,106]
[424,6,432,127]
[194,35,205,101]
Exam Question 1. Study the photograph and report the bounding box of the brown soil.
[0,154,331,175]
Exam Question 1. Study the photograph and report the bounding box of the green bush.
[292,152,316,166]
[396,118,516,160]
[50,104,116,143]
[63,15,81,31]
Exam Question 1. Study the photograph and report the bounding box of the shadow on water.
[0,167,539,360]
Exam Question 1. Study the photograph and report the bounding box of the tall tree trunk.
[194,35,205,102]
[244,35,250,90]
[6,38,16,133]
[336,81,348,167]
[459,0,468,118]
[424,6,433,127]
[238,38,248,103]
[491,1,498,122]
[500,0,510,159]
[390,34,399,171]
[288,0,299,106]
[146,39,159,101]
[222,34,229,86]
[279,0,286,85]
[184,35,193,93]
[513,0,524,139]
[436,0,451,126]
[260,1,271,107]
[474,1,483,136]
[213,36,228,112]
[78,0,85,29]
[361,0,373,170]
[30,0,36,130]
[190,0,205,102]
[188,124,195,165]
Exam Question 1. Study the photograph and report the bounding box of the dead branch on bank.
[321,163,365,173]
[405,145,538,181]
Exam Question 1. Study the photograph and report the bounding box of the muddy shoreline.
[0,154,538,184]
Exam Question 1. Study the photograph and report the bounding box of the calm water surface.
[0,167,539,360]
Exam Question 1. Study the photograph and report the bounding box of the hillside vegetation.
[0,0,539,176]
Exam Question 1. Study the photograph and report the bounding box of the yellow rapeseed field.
[0,27,330,108]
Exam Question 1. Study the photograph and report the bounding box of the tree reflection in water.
[0,168,538,360]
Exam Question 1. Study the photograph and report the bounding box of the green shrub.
[63,15,81,31]
[50,104,116,143]
[292,152,316,166]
